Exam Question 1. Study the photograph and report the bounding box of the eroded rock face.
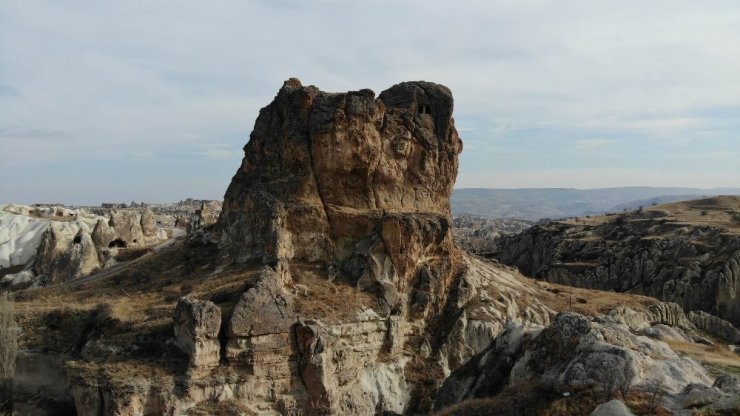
[227,266,294,340]
[33,225,100,284]
[216,79,462,269]
[201,81,575,413]
[435,312,713,412]
[208,79,535,413]
[495,217,740,325]
[140,208,158,237]
[188,202,218,233]
[689,310,740,344]
[173,297,222,367]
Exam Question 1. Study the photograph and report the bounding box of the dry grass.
[559,195,740,235]
[525,277,658,317]
[11,239,395,384]
[11,241,254,380]
[665,340,740,376]
[623,390,673,416]
[291,263,383,322]
[435,382,604,416]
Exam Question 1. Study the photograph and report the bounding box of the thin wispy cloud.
[1,1,739,204]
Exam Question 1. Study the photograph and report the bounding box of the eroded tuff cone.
[217,79,464,311]
[173,297,222,367]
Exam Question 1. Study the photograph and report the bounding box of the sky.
[1,1,739,205]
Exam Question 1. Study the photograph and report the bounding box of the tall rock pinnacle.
[217,79,462,260]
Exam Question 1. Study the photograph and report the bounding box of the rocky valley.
[1,80,738,416]
[0,200,221,291]
[494,197,740,334]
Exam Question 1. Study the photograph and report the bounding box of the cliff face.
[217,79,461,264]
[494,198,740,326]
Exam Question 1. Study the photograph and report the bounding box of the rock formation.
[10,81,740,416]
[494,200,740,326]
[33,224,100,284]
[188,202,219,233]
[1,205,173,288]
[217,78,461,267]
[178,79,551,413]
[689,310,740,344]
[435,311,736,415]
[173,297,222,367]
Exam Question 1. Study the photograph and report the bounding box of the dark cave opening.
[108,238,127,248]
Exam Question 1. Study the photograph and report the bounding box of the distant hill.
[451,187,740,220]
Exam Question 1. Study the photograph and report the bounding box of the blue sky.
[1,1,739,204]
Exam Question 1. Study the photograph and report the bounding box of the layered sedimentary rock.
[494,205,740,326]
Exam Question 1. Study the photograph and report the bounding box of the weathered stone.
[173,297,222,367]
[712,374,740,394]
[216,79,463,292]
[140,208,157,236]
[227,266,295,338]
[33,225,100,284]
[689,310,740,344]
[91,219,115,248]
[495,215,740,325]
[435,312,713,411]
[590,400,636,416]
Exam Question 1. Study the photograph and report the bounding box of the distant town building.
[101,203,127,209]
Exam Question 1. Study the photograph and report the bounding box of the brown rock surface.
[173,297,222,367]
[216,79,462,267]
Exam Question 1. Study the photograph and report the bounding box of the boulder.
[227,266,294,338]
[590,400,635,416]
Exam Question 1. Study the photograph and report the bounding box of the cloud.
[1,1,740,204]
